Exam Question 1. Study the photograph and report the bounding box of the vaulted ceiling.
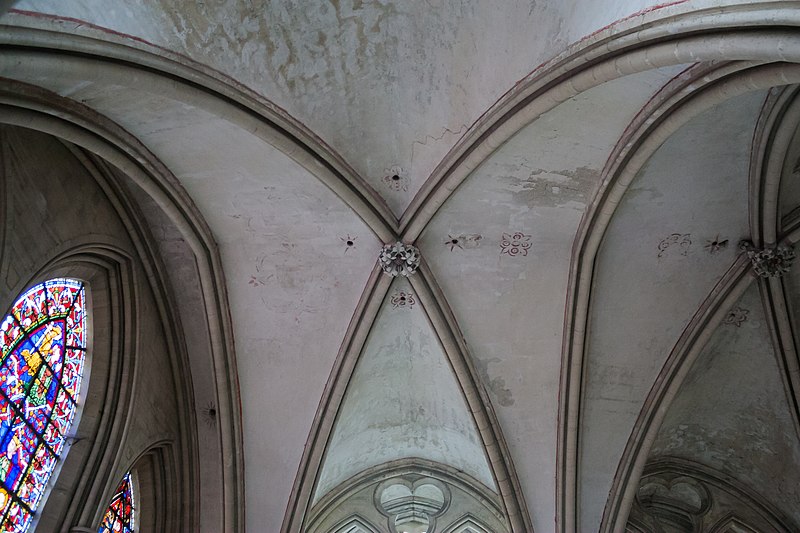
[2,1,800,532]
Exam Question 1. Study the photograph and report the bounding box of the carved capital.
[739,241,796,278]
[379,242,421,277]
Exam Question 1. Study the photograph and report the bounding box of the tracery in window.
[0,279,86,532]
[98,472,135,533]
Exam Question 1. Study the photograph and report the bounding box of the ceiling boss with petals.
[1,1,800,532]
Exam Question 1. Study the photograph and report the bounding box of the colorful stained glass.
[0,279,86,531]
[98,472,134,533]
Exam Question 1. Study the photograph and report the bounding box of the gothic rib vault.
[1,1,800,532]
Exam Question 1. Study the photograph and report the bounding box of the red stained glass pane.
[50,387,74,438]
[41,424,62,457]
[98,472,135,533]
[18,445,55,509]
[1,500,30,532]
[62,349,84,398]
[0,280,86,532]
[45,281,78,319]
[65,301,85,348]
[11,287,47,334]
[0,319,21,360]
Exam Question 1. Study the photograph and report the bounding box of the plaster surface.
[418,65,688,532]
[651,285,800,525]
[315,277,495,502]
[777,103,800,222]
[7,0,687,216]
[0,60,381,530]
[0,126,184,531]
[579,90,765,531]
[1,2,798,531]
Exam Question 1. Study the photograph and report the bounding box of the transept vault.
[1,1,800,532]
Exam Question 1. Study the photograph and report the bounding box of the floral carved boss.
[739,241,796,278]
[379,242,421,277]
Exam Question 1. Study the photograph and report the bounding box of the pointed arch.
[408,263,532,532]
[0,16,396,241]
[0,80,233,531]
[1,243,138,532]
[290,260,531,532]
[629,459,793,532]
[330,516,380,533]
[305,458,508,533]
[442,516,494,533]
[559,65,800,533]
[708,515,761,533]
[748,87,800,441]
[401,4,800,239]
[94,442,177,533]
[581,75,800,532]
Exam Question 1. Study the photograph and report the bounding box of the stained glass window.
[98,472,134,533]
[0,279,86,532]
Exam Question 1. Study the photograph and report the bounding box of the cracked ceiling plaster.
[2,1,800,532]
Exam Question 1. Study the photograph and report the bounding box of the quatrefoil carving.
[375,477,450,533]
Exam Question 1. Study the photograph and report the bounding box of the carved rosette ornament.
[739,241,796,278]
[379,242,421,277]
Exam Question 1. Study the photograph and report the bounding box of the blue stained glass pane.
[0,280,86,531]
[0,419,36,493]
[0,397,12,443]
[24,369,57,435]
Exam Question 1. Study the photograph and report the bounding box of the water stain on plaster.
[502,165,598,209]
[474,356,514,407]
[652,413,800,509]
[165,0,405,100]
[652,415,781,473]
